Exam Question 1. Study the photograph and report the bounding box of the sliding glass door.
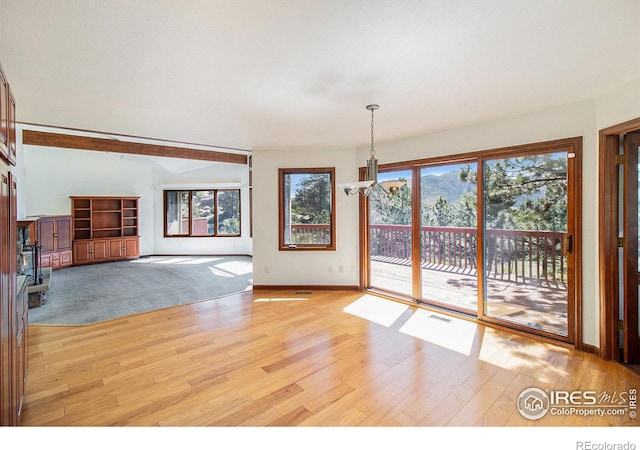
[369,169,412,297]
[420,162,478,313]
[363,138,580,342]
[482,151,571,337]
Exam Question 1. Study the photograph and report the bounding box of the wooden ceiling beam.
[22,130,248,165]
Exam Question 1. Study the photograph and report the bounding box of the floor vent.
[428,314,452,323]
[295,291,312,295]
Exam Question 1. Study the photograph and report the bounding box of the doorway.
[599,118,640,363]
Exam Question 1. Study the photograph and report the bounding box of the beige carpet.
[28,255,253,325]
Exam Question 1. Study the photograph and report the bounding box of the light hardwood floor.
[20,289,639,427]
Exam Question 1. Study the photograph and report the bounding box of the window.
[279,168,336,250]
[164,189,241,237]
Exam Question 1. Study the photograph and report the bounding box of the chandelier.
[340,104,405,197]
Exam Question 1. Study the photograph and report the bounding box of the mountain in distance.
[420,169,474,205]
[420,168,547,207]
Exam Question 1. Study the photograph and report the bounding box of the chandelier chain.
[370,107,375,156]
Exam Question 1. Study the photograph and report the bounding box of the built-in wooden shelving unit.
[70,196,140,265]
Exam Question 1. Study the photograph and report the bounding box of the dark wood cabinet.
[37,217,56,253]
[0,63,16,167]
[0,60,23,426]
[71,241,91,265]
[106,237,140,260]
[0,67,8,162]
[0,165,12,426]
[123,237,139,259]
[73,239,109,265]
[1,168,23,426]
[39,216,72,253]
[71,196,140,265]
[14,279,27,423]
[7,87,15,165]
[36,215,73,270]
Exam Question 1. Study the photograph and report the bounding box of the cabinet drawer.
[40,254,51,268]
[60,250,72,266]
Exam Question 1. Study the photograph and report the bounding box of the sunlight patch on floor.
[399,309,478,355]
[343,294,409,327]
[131,256,223,265]
[254,297,309,302]
[477,331,526,370]
[213,260,253,275]
[208,266,236,277]
[172,257,222,265]
[476,329,571,379]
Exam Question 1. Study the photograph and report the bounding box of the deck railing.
[289,224,332,245]
[289,224,567,283]
[369,224,566,283]
[181,217,209,235]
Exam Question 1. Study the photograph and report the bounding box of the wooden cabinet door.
[20,291,27,389]
[38,218,56,253]
[8,173,17,425]
[108,239,123,260]
[91,240,109,262]
[0,166,10,425]
[123,237,140,259]
[55,216,72,250]
[0,67,7,161]
[59,250,72,267]
[7,88,15,166]
[72,241,92,265]
[14,287,26,422]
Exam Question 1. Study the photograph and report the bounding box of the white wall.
[252,146,360,286]
[596,78,640,130]
[17,125,252,257]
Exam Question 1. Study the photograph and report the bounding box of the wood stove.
[17,220,42,287]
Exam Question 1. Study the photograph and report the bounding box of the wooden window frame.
[163,188,241,238]
[278,167,336,251]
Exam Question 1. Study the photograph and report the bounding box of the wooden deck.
[371,260,567,336]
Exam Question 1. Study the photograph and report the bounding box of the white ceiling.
[1,0,639,152]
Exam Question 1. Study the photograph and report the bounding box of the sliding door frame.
[415,157,480,315]
[476,141,581,343]
[359,137,582,345]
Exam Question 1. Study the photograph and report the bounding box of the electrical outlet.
[328,266,333,273]
[264,266,269,274]
[339,265,344,273]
